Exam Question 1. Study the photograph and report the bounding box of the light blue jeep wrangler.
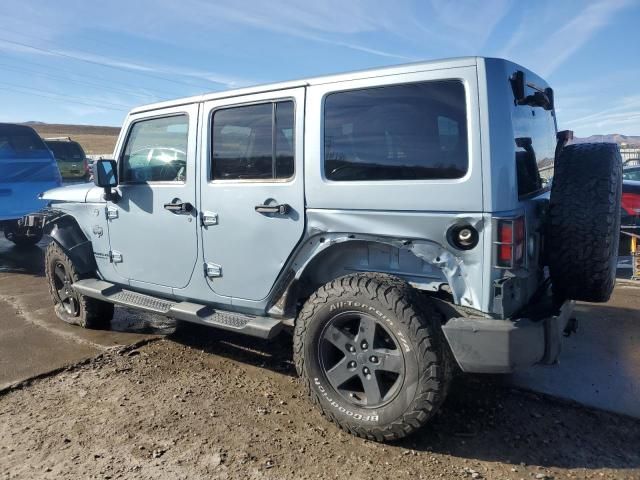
[38,57,622,441]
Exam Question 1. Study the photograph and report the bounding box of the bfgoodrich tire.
[294,273,450,442]
[547,143,622,302]
[45,242,114,329]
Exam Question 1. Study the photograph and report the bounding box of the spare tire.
[547,143,622,302]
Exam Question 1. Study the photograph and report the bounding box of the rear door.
[105,105,199,290]
[199,88,305,301]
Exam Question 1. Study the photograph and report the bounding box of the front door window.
[121,115,189,183]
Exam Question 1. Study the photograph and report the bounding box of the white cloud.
[0,37,248,90]
[501,0,633,76]
[427,0,512,49]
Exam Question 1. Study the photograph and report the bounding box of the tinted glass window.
[324,81,468,181]
[0,125,49,159]
[212,101,294,180]
[121,115,188,183]
[46,141,85,162]
[511,97,556,196]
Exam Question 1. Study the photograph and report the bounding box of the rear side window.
[120,115,189,183]
[324,80,468,181]
[0,125,49,159]
[211,101,294,181]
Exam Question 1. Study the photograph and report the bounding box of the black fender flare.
[44,212,97,275]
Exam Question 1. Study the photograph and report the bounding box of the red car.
[622,180,640,227]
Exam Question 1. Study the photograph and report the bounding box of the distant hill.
[570,134,640,147]
[22,122,120,154]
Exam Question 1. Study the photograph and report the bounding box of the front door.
[106,104,199,289]
[200,88,305,301]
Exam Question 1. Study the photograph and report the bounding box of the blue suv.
[0,124,62,246]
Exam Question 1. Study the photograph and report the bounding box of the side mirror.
[94,159,119,200]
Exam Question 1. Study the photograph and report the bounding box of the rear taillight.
[622,192,640,216]
[494,216,526,268]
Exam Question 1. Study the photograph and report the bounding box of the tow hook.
[563,317,578,337]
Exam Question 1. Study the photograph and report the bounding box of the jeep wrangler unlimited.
[37,57,622,441]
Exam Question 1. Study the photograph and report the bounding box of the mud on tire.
[45,242,113,329]
[293,273,450,442]
[547,143,622,302]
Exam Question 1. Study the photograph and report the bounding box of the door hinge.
[201,211,218,226]
[106,206,118,220]
[110,250,123,263]
[204,262,222,278]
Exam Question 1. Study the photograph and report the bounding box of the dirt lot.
[1,323,639,480]
[27,123,120,154]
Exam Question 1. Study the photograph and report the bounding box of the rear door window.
[323,80,468,181]
[211,100,294,181]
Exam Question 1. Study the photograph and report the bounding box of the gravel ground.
[1,324,639,480]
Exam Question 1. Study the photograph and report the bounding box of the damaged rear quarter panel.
[288,209,487,311]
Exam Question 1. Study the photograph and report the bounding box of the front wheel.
[294,273,450,442]
[45,242,113,329]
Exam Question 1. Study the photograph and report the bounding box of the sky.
[0,0,638,136]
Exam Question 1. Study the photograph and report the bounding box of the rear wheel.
[3,221,42,247]
[294,273,450,441]
[547,143,622,302]
[45,242,113,329]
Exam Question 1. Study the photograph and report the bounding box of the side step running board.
[73,279,284,339]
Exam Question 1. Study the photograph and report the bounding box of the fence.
[621,147,640,166]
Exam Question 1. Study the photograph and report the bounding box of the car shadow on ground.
[170,321,297,377]
[170,319,640,471]
[0,242,46,277]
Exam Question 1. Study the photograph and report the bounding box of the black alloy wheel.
[52,261,80,317]
[319,311,405,408]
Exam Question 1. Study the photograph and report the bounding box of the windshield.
[512,102,557,197]
[623,167,640,181]
[45,141,85,162]
[0,124,50,159]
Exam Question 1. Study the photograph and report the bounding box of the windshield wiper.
[510,70,554,110]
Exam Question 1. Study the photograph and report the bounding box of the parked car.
[34,57,622,441]
[623,165,640,181]
[622,179,640,227]
[0,123,62,246]
[44,137,91,181]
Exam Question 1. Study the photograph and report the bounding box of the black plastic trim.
[44,213,97,275]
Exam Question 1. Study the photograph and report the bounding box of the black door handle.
[255,203,290,215]
[164,200,193,214]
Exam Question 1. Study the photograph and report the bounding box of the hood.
[40,182,102,203]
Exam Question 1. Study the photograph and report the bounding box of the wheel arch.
[44,212,97,276]
[268,234,476,318]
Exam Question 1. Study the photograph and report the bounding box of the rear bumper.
[442,300,575,373]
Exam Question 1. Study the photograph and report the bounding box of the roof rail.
[44,136,72,141]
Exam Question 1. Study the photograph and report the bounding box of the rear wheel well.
[280,240,450,319]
